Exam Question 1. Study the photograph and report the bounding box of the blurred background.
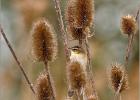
[0,0,139,100]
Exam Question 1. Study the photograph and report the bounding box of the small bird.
[69,46,87,71]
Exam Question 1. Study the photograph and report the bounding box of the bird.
[69,46,87,71]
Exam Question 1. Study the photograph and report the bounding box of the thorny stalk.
[125,34,134,67]
[75,90,81,100]
[115,9,139,99]
[0,25,35,94]
[85,37,98,100]
[53,0,70,62]
[44,60,56,100]
[114,93,122,100]
[85,38,91,72]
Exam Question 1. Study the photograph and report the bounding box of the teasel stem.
[84,38,98,100]
[0,25,35,94]
[53,0,70,62]
[44,60,55,100]
[125,10,139,67]
[116,9,139,99]
[114,93,122,100]
[89,71,99,100]
[75,90,81,100]
[120,95,122,100]
[84,38,91,72]
[124,34,134,67]
[79,38,83,48]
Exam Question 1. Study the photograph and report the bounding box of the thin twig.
[75,90,81,100]
[44,60,56,100]
[84,38,91,72]
[114,93,121,100]
[52,0,70,62]
[0,25,35,94]
[89,71,99,100]
[125,34,134,67]
[119,94,122,100]
[85,38,98,100]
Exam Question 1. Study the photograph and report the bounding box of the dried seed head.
[35,72,55,100]
[75,0,94,28]
[32,18,57,62]
[67,61,86,91]
[121,15,138,35]
[65,0,84,39]
[110,63,129,93]
[65,0,94,39]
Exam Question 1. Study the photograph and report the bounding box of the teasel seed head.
[65,0,94,40]
[35,71,55,100]
[121,15,138,36]
[65,0,84,39]
[110,63,129,93]
[75,0,94,28]
[67,61,86,92]
[32,18,57,62]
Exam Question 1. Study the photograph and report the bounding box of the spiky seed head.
[35,72,55,100]
[32,18,57,62]
[65,0,85,39]
[110,63,129,93]
[67,61,86,91]
[121,15,138,35]
[75,0,94,28]
[65,0,94,40]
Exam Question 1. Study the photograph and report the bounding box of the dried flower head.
[75,0,94,28]
[65,0,94,39]
[121,15,138,35]
[35,72,55,100]
[32,18,57,62]
[67,61,86,91]
[110,63,128,93]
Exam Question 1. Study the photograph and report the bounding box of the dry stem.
[85,38,91,72]
[44,60,56,100]
[0,25,35,94]
[53,0,70,62]
[84,38,98,100]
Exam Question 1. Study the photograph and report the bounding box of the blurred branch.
[0,25,35,94]
[44,60,56,100]
[52,0,70,62]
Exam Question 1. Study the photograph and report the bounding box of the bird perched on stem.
[69,46,87,71]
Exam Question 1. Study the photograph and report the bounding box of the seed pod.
[121,15,138,35]
[35,72,55,100]
[32,18,57,62]
[110,63,128,93]
[67,61,86,91]
[75,0,94,29]
[65,0,94,39]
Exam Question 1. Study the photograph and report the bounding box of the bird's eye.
[72,48,77,51]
